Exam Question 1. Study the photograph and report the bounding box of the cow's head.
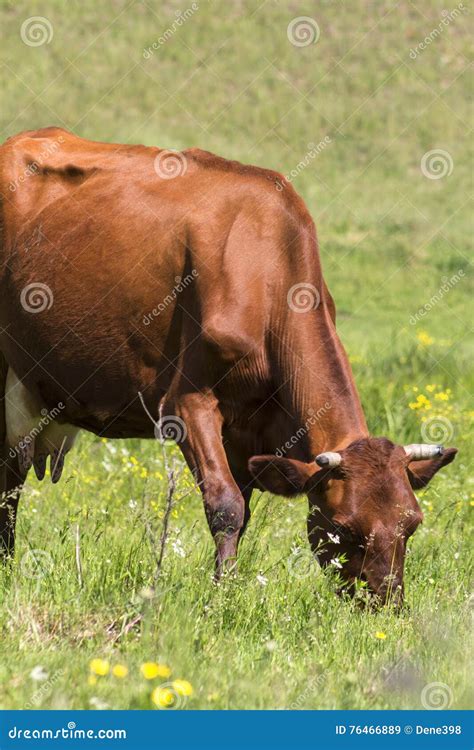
[249,438,457,606]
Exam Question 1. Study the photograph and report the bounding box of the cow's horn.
[315,451,342,468]
[404,444,444,460]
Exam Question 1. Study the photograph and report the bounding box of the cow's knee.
[204,484,245,538]
[203,484,245,574]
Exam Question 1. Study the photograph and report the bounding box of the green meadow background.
[0,0,472,710]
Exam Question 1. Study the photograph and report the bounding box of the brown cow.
[0,127,456,604]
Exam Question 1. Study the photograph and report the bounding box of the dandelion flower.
[417,331,434,346]
[375,631,387,640]
[112,664,128,679]
[140,662,171,680]
[151,686,175,708]
[172,679,193,697]
[89,658,110,676]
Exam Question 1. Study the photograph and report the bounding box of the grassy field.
[0,0,472,710]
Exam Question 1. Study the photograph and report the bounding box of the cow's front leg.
[163,391,245,577]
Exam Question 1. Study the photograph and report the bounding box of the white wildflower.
[171,539,186,558]
[30,666,48,682]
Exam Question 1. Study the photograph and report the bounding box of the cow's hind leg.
[0,353,26,560]
[0,455,26,559]
[163,391,245,577]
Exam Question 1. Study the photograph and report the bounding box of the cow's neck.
[276,307,368,456]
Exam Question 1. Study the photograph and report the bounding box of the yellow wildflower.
[172,679,193,697]
[375,631,387,640]
[89,659,110,676]
[417,331,434,346]
[435,391,449,401]
[409,394,431,410]
[88,675,98,686]
[151,686,175,708]
[112,664,128,679]
[140,662,171,680]
[426,384,436,393]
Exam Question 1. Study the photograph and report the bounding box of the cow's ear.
[407,447,458,490]
[248,456,317,497]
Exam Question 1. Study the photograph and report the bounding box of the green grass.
[0,0,472,710]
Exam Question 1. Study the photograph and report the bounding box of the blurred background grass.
[0,0,472,710]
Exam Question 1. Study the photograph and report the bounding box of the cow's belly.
[5,368,79,482]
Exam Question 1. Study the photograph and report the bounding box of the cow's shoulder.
[185,147,313,224]
[184,147,284,185]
